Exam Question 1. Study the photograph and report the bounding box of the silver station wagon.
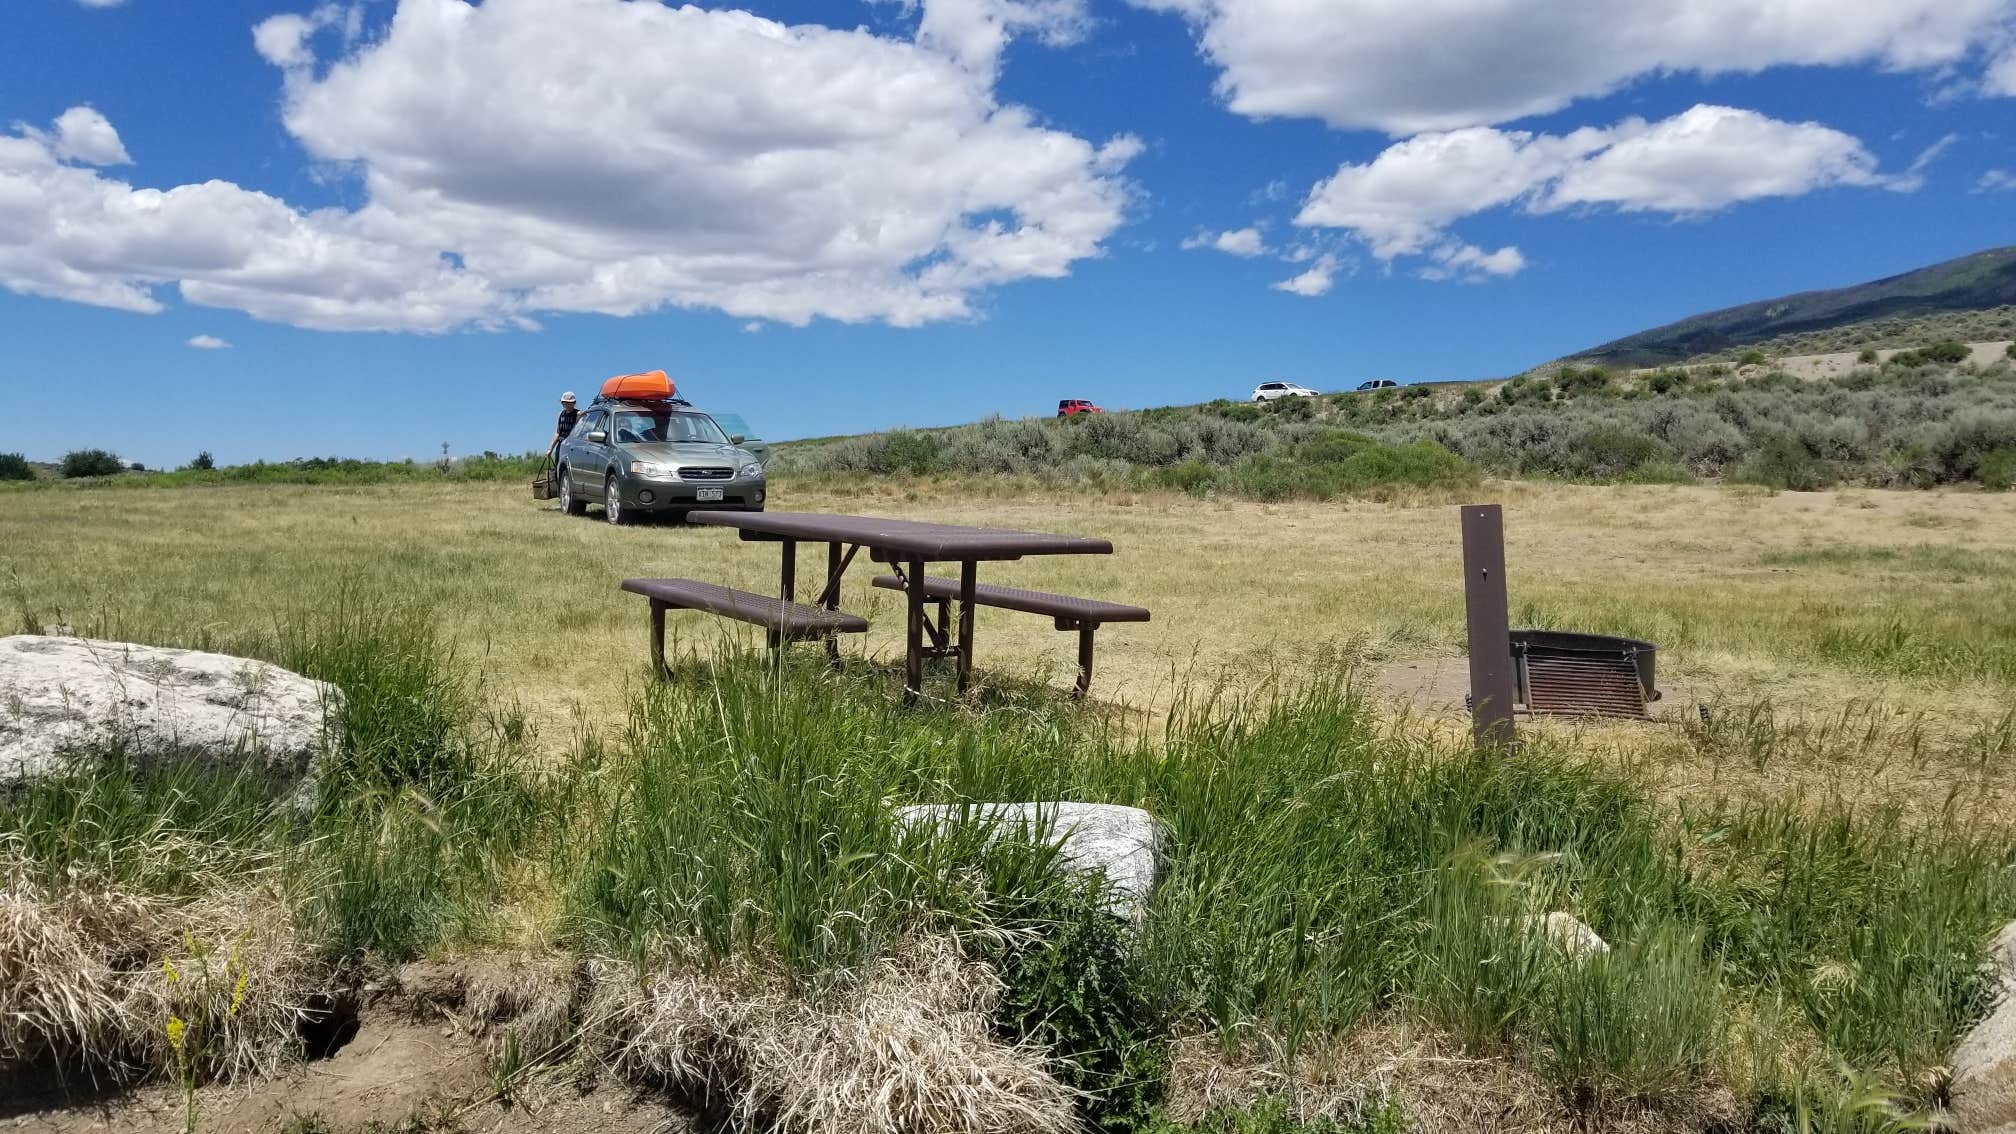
[554,399,767,524]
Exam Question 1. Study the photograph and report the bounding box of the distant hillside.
[1567,247,2016,368]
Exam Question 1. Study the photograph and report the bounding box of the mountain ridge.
[1564,246,2016,368]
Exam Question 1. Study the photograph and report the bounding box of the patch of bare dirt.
[5,1008,696,1133]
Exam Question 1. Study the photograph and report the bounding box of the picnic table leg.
[955,559,977,695]
[772,539,796,651]
[650,600,670,681]
[825,541,843,666]
[1074,623,1097,700]
[904,555,926,704]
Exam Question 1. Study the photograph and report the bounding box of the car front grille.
[678,467,733,481]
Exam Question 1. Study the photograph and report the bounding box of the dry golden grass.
[0,875,316,1084]
[5,476,2014,807]
[587,936,1076,1134]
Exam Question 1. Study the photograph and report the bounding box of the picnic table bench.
[870,573,1148,698]
[620,578,869,678]
[618,512,1144,702]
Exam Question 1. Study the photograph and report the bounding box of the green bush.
[1566,426,1675,481]
[1734,435,1834,491]
[1739,350,1769,367]
[1646,370,1689,395]
[1266,395,1316,420]
[1556,366,1614,397]
[0,452,32,481]
[1230,434,1476,501]
[1858,348,1880,364]
[1152,459,1220,496]
[60,448,124,478]
[993,889,1169,1132]
[1893,341,1971,368]
[867,429,942,476]
[1982,448,2016,491]
[2006,343,2016,361]
[189,451,216,471]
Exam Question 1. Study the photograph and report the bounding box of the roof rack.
[591,395,693,408]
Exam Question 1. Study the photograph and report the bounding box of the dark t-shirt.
[555,406,580,440]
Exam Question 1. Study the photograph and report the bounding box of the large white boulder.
[1949,922,2016,1133]
[893,801,1170,919]
[0,635,340,787]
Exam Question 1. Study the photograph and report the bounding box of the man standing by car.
[550,392,579,461]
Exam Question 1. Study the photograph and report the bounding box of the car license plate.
[696,487,724,502]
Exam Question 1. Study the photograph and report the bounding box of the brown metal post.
[772,539,796,651]
[1074,624,1095,700]
[904,556,926,704]
[1461,504,1516,748]
[955,559,977,694]
[825,542,843,665]
[650,600,669,681]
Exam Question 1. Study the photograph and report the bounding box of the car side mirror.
[730,434,746,444]
[586,430,607,443]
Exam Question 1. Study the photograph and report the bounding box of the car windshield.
[610,409,729,445]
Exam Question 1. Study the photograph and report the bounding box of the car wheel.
[604,475,630,524]
[559,467,586,515]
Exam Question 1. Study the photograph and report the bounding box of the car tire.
[559,467,586,515]
[604,475,630,525]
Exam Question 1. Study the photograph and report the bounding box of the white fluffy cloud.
[1181,227,1266,256]
[1271,254,1337,296]
[1421,243,1525,281]
[46,106,130,165]
[907,0,1090,74]
[187,334,230,349]
[0,0,1137,332]
[1130,0,2016,133]
[1980,170,2016,192]
[1297,105,1891,273]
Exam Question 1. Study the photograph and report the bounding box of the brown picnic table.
[634,511,1131,701]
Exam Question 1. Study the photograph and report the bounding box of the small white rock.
[893,801,1169,920]
[1524,912,1609,959]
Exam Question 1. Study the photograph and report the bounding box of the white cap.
[561,391,576,402]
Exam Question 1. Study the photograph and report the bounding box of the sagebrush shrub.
[60,449,124,478]
[0,452,32,481]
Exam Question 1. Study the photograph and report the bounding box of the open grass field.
[6,476,2015,806]
[9,476,2016,1133]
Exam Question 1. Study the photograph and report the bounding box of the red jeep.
[1057,398,1104,417]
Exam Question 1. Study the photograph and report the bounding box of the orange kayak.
[600,370,675,401]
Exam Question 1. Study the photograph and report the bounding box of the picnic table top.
[688,511,1114,561]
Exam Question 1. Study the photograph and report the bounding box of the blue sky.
[2,0,2014,467]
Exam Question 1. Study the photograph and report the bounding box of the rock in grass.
[893,802,1169,920]
[0,635,340,787]
[1948,922,2016,1133]
[1526,912,1609,959]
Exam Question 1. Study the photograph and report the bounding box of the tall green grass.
[558,657,2016,1122]
[8,618,2013,1123]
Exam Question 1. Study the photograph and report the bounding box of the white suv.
[1252,381,1319,401]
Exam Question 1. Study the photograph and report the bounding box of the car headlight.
[739,463,764,479]
[629,461,676,479]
